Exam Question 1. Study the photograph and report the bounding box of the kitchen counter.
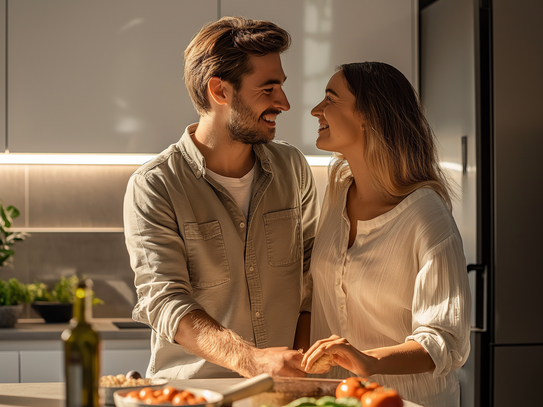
[0,379,424,407]
[0,318,151,341]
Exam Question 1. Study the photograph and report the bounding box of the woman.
[301,62,471,407]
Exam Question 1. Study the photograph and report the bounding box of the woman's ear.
[207,77,229,107]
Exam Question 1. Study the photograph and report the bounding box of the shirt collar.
[178,123,273,179]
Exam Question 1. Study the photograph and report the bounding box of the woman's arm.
[301,335,435,376]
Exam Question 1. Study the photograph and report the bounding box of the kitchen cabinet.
[5,0,416,156]
[0,351,19,383]
[220,0,417,155]
[20,349,63,383]
[7,0,214,154]
[0,0,5,153]
[101,348,151,376]
[1,334,151,383]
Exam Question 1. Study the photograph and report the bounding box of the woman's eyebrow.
[326,88,339,97]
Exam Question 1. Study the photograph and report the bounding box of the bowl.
[100,378,168,406]
[31,302,73,323]
[113,385,221,407]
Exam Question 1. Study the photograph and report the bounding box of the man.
[123,16,319,380]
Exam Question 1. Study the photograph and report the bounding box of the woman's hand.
[301,335,376,376]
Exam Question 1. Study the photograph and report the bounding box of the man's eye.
[263,88,273,94]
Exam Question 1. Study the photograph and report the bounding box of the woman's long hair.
[329,62,454,209]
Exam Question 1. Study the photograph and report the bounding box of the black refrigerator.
[420,0,543,406]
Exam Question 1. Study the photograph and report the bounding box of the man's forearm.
[174,309,255,377]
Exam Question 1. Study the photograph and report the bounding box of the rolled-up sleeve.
[123,172,204,344]
[406,233,471,378]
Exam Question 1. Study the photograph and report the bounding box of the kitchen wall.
[0,0,414,320]
[0,163,329,319]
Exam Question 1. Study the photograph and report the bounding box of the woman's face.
[311,71,365,154]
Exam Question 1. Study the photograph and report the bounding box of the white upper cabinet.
[7,0,416,155]
[8,0,216,153]
[221,0,418,155]
[0,0,5,152]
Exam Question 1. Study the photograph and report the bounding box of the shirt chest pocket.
[263,208,301,267]
[184,221,230,288]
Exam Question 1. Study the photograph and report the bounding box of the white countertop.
[0,379,424,407]
[0,318,151,341]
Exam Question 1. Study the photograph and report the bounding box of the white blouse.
[309,183,471,407]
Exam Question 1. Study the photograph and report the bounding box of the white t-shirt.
[310,182,471,407]
[205,164,256,219]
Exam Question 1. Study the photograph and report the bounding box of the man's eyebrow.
[326,88,339,97]
[258,76,287,87]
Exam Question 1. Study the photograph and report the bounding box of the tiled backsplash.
[0,163,328,319]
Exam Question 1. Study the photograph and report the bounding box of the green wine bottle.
[61,279,100,407]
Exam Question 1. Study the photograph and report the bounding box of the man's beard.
[227,92,280,145]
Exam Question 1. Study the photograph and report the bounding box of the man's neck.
[193,117,256,178]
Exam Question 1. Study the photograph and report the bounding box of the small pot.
[0,304,24,328]
[31,301,73,323]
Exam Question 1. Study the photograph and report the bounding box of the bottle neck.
[73,286,90,323]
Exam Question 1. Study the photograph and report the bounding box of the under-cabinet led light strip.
[0,153,333,166]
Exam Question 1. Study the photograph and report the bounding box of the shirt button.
[255,311,260,317]
[239,222,245,228]
[336,278,341,285]
[340,305,345,310]
[249,266,254,271]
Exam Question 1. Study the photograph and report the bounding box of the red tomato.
[138,387,155,399]
[162,386,179,401]
[172,390,196,406]
[361,388,403,407]
[125,390,141,401]
[336,377,369,399]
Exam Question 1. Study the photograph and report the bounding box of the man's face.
[227,53,290,144]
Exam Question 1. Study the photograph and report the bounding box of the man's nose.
[274,88,290,111]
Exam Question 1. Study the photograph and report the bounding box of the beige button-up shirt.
[123,124,319,379]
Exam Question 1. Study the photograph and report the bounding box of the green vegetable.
[316,397,338,406]
[335,398,361,407]
[0,278,29,306]
[282,396,361,407]
[285,397,317,407]
[28,275,104,305]
[0,201,30,269]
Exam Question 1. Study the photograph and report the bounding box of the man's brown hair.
[184,16,291,116]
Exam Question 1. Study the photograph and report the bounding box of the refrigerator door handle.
[467,264,487,332]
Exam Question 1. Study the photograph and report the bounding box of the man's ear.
[207,77,230,107]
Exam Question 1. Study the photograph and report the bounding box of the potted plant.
[0,200,30,328]
[28,275,103,323]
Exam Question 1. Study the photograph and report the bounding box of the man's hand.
[243,346,306,378]
[174,310,306,378]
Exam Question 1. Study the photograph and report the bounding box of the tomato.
[125,390,141,401]
[172,390,196,406]
[139,387,155,399]
[336,377,370,400]
[162,386,179,401]
[360,388,403,407]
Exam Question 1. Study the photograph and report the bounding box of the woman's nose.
[311,99,325,117]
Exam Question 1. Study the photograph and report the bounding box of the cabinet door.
[0,0,5,152]
[0,351,20,383]
[101,349,151,377]
[19,350,63,383]
[221,0,417,155]
[8,0,216,153]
